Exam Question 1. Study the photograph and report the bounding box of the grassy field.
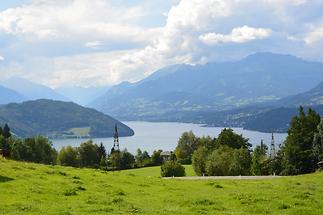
[67,127,91,137]
[0,157,322,215]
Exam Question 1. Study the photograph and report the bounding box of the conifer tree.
[313,118,323,163]
[3,124,11,139]
[282,107,320,174]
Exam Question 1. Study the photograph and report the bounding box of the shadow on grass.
[0,175,14,183]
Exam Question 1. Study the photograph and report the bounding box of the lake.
[51,121,287,154]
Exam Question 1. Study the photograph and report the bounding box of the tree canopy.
[282,107,321,175]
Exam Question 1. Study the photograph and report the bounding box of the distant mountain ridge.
[0,99,134,138]
[90,52,323,120]
[56,86,109,106]
[1,78,68,101]
[0,85,26,104]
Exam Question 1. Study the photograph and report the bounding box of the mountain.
[1,78,68,101]
[0,99,134,138]
[56,86,109,106]
[0,85,26,104]
[276,81,323,107]
[243,106,323,133]
[91,52,323,120]
[154,105,323,133]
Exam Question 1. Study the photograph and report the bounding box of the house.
[160,151,173,161]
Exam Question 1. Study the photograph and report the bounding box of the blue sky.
[0,0,323,88]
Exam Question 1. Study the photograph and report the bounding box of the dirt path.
[164,176,283,180]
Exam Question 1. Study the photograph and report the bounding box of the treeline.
[1,106,322,176]
[175,106,323,176]
[58,143,165,170]
[0,127,165,170]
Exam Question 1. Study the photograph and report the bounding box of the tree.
[197,136,217,151]
[282,107,321,175]
[0,135,10,151]
[161,161,185,177]
[230,147,252,176]
[216,128,252,150]
[58,146,80,167]
[10,136,57,164]
[135,148,143,165]
[205,146,251,176]
[251,141,268,175]
[192,146,209,176]
[78,141,100,167]
[97,143,107,164]
[109,150,121,170]
[205,146,235,176]
[120,149,135,169]
[150,150,163,166]
[0,126,3,136]
[135,148,151,167]
[175,131,198,164]
[0,135,13,157]
[313,118,323,163]
[3,124,11,139]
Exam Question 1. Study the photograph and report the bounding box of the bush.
[161,161,185,177]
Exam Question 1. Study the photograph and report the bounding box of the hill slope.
[0,86,26,104]
[277,81,323,107]
[0,99,134,138]
[0,158,322,214]
[91,53,323,120]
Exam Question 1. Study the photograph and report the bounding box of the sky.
[0,0,323,88]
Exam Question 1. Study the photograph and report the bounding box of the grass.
[0,157,322,215]
[67,127,91,137]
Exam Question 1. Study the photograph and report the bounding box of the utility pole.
[270,133,276,159]
[113,124,119,151]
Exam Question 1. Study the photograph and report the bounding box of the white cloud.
[305,26,323,44]
[0,0,157,43]
[199,26,272,45]
[0,55,4,61]
[1,0,323,87]
[85,41,103,49]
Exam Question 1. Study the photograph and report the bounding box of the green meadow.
[0,157,322,215]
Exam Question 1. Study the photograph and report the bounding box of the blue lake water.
[52,121,287,154]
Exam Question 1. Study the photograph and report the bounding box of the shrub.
[161,161,185,177]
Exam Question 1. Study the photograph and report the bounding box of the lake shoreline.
[51,121,287,154]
